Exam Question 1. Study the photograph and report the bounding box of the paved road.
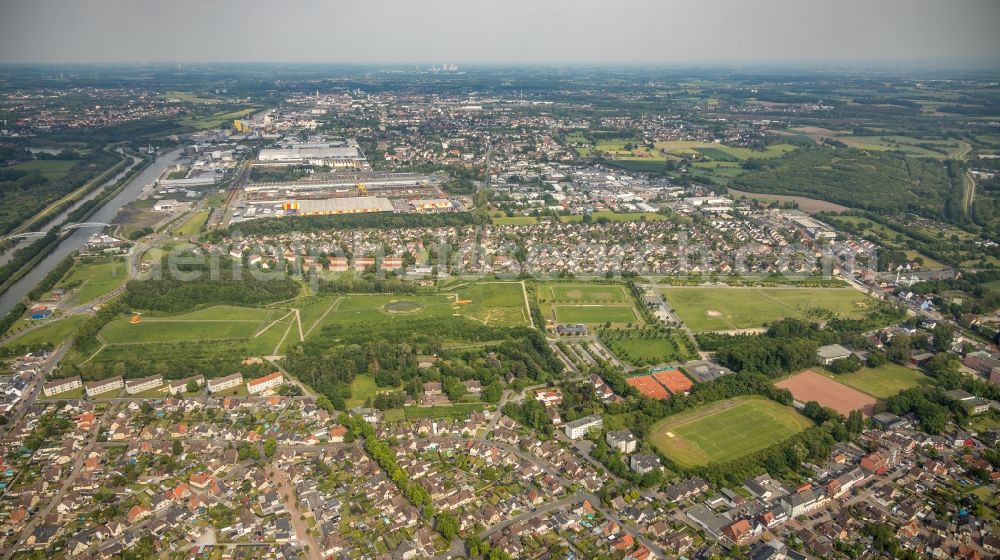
[5,402,114,559]
[267,464,322,560]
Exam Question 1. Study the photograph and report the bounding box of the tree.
[263,437,277,457]
[481,381,502,403]
[172,440,183,456]
[437,512,459,540]
[186,380,199,393]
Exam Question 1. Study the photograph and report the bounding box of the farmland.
[648,396,813,468]
[662,287,871,332]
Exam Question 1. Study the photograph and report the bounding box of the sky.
[0,0,998,66]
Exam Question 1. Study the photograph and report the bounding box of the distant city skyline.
[1,0,999,66]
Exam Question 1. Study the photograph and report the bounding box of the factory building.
[284,196,395,216]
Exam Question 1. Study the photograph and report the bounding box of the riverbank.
[0,148,182,319]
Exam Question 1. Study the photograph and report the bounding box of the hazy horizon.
[1,0,998,66]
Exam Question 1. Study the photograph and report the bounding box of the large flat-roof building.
[166,375,205,395]
[287,196,395,216]
[816,344,853,365]
[207,373,243,394]
[258,142,366,168]
[125,375,163,395]
[43,376,82,397]
[247,372,284,395]
[564,415,602,439]
[85,376,123,397]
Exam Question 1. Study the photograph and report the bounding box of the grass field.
[554,304,639,325]
[175,210,209,235]
[100,306,279,344]
[825,363,931,398]
[404,403,484,420]
[54,257,127,304]
[649,396,813,468]
[2,315,88,350]
[12,160,77,180]
[179,108,256,130]
[324,294,456,326]
[560,211,666,223]
[455,282,530,327]
[653,141,797,161]
[835,135,961,158]
[492,216,540,225]
[603,334,696,365]
[662,287,872,332]
[346,374,380,409]
[545,284,630,303]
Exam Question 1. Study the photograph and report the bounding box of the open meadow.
[99,305,281,344]
[662,287,872,332]
[53,257,127,304]
[823,363,931,398]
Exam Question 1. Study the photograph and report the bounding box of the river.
[0,148,184,317]
[0,155,141,268]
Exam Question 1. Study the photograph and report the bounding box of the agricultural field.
[454,282,530,327]
[53,257,127,304]
[825,363,931,398]
[649,396,813,468]
[662,287,871,332]
[775,369,878,416]
[99,305,281,344]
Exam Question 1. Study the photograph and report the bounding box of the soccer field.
[662,287,872,332]
[554,304,639,325]
[546,283,630,303]
[649,396,813,468]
